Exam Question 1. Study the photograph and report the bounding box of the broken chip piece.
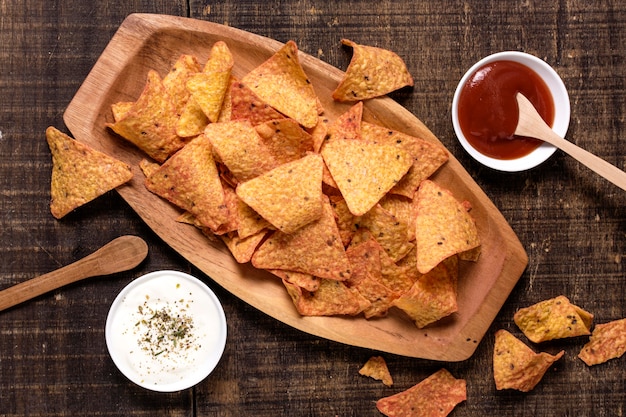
[359,356,393,387]
[333,39,414,102]
[46,126,133,219]
[493,329,564,392]
[513,295,593,343]
[578,317,626,366]
[376,368,466,417]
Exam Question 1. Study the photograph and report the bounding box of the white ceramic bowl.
[451,51,570,172]
[105,270,227,392]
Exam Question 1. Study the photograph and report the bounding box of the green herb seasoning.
[134,296,197,358]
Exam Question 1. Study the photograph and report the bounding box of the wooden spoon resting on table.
[515,92,626,192]
[0,235,148,312]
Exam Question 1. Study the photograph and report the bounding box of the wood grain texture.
[1,0,625,416]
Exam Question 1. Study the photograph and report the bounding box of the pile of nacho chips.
[103,39,481,328]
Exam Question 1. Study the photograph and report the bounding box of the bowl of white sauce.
[105,270,227,392]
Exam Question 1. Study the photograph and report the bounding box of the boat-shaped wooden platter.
[63,13,528,361]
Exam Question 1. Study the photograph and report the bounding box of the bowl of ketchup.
[452,51,570,172]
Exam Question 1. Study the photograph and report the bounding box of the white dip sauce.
[106,270,227,391]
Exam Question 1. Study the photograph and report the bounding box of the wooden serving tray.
[63,13,528,361]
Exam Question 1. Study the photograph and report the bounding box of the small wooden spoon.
[515,92,626,191]
[0,235,148,312]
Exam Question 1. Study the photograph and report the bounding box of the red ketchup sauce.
[457,60,555,160]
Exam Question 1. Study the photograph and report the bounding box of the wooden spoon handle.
[516,93,626,192]
[0,236,148,312]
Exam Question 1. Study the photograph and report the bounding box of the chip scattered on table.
[333,39,414,102]
[514,295,593,343]
[359,356,393,387]
[578,317,626,366]
[493,329,564,392]
[46,126,133,219]
[376,368,466,417]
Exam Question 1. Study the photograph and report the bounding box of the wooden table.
[1,1,624,416]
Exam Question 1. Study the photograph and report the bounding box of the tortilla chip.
[326,101,363,142]
[221,230,266,263]
[255,118,315,165]
[229,79,285,126]
[514,295,593,343]
[328,194,357,247]
[321,139,413,216]
[106,70,185,163]
[493,329,564,392]
[376,369,466,417]
[187,68,232,123]
[283,278,368,316]
[361,121,448,198]
[578,318,626,366]
[205,120,278,183]
[242,40,319,128]
[379,194,415,241]
[251,196,351,280]
[392,258,458,328]
[111,101,133,122]
[236,154,323,233]
[144,134,228,231]
[269,270,320,292]
[333,39,414,102]
[359,356,393,387]
[163,54,202,115]
[309,116,330,153]
[346,239,398,318]
[350,228,417,294]
[176,96,208,138]
[356,204,414,262]
[414,180,480,274]
[138,158,161,178]
[46,126,133,219]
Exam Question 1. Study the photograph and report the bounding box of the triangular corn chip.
[251,196,351,280]
[46,126,133,219]
[359,356,393,387]
[414,180,480,274]
[493,329,564,392]
[205,121,278,183]
[361,121,448,198]
[229,79,285,126]
[236,154,324,234]
[376,369,466,417]
[326,101,363,142]
[283,278,368,316]
[578,318,626,366]
[356,204,414,262]
[255,118,315,165]
[144,134,228,231]
[321,139,413,216]
[333,39,414,102]
[514,295,594,343]
[393,257,458,328]
[163,54,202,115]
[242,40,319,128]
[106,70,185,163]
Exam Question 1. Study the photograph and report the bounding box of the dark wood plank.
[0,0,625,415]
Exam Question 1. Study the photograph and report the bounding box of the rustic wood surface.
[1,1,625,416]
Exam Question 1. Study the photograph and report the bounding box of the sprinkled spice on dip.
[106,271,227,392]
